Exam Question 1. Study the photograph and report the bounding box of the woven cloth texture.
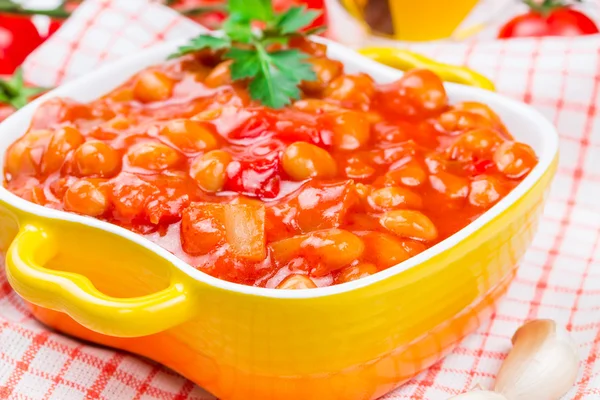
[0,0,598,398]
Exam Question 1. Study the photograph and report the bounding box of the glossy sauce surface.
[3,40,538,288]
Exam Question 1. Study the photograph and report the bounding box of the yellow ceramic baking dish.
[0,39,558,400]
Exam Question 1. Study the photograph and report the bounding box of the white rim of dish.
[0,38,559,299]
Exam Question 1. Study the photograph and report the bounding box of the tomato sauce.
[3,40,538,289]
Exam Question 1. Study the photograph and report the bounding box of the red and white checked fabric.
[0,0,598,398]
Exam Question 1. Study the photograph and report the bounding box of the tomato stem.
[179,4,227,16]
[522,0,582,15]
[0,69,46,109]
[0,0,225,20]
[0,2,70,18]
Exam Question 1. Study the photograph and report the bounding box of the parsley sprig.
[170,0,323,108]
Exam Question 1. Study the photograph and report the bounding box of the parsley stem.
[0,1,70,18]
[252,40,278,105]
[180,4,227,16]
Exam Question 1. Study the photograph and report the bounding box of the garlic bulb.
[449,390,508,399]
[493,319,579,400]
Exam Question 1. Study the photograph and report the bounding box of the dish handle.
[358,47,495,91]
[5,223,197,338]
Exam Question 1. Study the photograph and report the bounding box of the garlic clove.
[494,319,579,400]
[448,390,508,399]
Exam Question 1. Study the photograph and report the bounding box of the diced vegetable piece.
[224,203,266,262]
[109,174,159,222]
[266,181,358,237]
[180,203,226,256]
[180,203,266,261]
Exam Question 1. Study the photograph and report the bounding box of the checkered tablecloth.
[1,0,599,398]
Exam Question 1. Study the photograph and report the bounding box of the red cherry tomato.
[0,15,44,74]
[498,6,599,38]
[273,0,326,28]
[47,19,64,39]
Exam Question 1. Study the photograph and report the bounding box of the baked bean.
[398,69,447,114]
[368,186,423,211]
[345,160,375,180]
[330,111,371,150]
[73,140,121,178]
[105,116,132,130]
[204,60,232,88]
[378,69,447,117]
[454,102,502,125]
[448,128,503,162]
[336,263,378,283]
[276,274,317,289]
[293,99,341,113]
[469,175,507,208]
[133,70,175,103]
[380,210,438,241]
[126,142,181,171]
[5,129,53,176]
[301,58,343,93]
[282,142,337,181]
[289,36,327,57]
[270,229,364,275]
[360,231,425,269]
[64,179,108,216]
[42,126,85,175]
[438,110,495,133]
[385,162,428,187]
[190,150,232,192]
[161,119,218,153]
[494,141,537,179]
[324,73,375,105]
[429,171,469,200]
[109,87,134,102]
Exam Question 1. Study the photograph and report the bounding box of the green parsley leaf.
[249,63,301,109]
[275,6,320,35]
[227,48,261,80]
[269,49,316,82]
[223,13,254,44]
[228,0,274,22]
[169,35,231,59]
